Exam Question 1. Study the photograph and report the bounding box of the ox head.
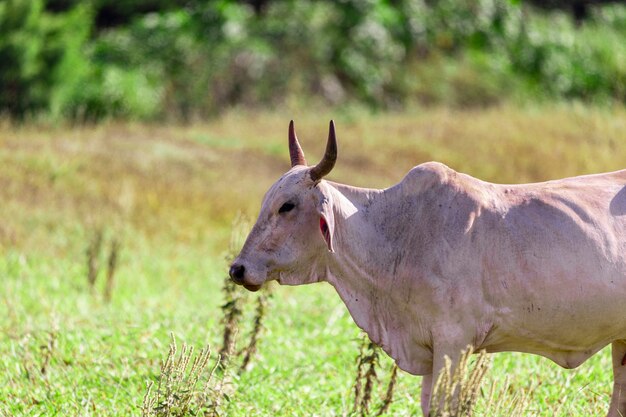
[229,121,338,291]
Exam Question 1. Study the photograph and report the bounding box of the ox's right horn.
[310,120,337,182]
[289,120,307,167]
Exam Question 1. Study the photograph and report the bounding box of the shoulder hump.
[401,162,453,192]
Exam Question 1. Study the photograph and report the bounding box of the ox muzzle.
[228,262,262,292]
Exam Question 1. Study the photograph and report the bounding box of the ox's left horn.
[310,120,337,182]
[289,120,307,167]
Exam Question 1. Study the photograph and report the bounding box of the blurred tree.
[1,0,625,120]
[93,0,188,28]
[0,0,94,119]
[525,0,622,21]
[46,0,189,27]
[242,0,270,15]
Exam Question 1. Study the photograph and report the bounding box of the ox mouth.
[243,283,262,292]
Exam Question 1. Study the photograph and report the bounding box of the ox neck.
[323,180,389,278]
[326,181,383,209]
[323,181,395,283]
[320,180,424,362]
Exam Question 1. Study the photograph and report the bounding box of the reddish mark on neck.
[320,217,329,242]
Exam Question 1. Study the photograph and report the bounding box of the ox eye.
[278,202,295,214]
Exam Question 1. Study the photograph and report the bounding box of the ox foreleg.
[426,338,469,417]
[608,340,626,417]
[421,373,433,417]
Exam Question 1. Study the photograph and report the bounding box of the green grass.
[1,104,625,416]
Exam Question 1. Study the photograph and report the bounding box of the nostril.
[229,263,246,283]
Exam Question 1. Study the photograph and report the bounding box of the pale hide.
[229,121,626,416]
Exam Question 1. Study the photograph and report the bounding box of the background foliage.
[1,0,625,122]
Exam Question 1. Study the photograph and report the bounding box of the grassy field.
[1,104,626,416]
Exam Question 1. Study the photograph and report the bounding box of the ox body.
[229,121,626,416]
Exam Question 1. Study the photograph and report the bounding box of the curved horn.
[310,120,337,182]
[289,120,307,167]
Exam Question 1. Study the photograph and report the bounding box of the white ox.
[229,121,626,416]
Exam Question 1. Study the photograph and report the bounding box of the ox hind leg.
[608,340,626,417]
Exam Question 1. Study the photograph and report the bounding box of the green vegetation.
[1,0,626,121]
[1,106,625,415]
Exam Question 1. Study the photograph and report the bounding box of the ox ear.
[317,197,335,253]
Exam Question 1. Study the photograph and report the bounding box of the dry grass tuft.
[104,238,120,303]
[141,333,220,417]
[239,287,271,373]
[430,346,532,417]
[219,213,272,372]
[86,229,103,289]
[482,375,534,417]
[17,323,59,387]
[431,346,491,417]
[352,334,400,417]
[39,329,57,376]
[219,214,251,364]
[84,229,121,302]
[375,364,398,417]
